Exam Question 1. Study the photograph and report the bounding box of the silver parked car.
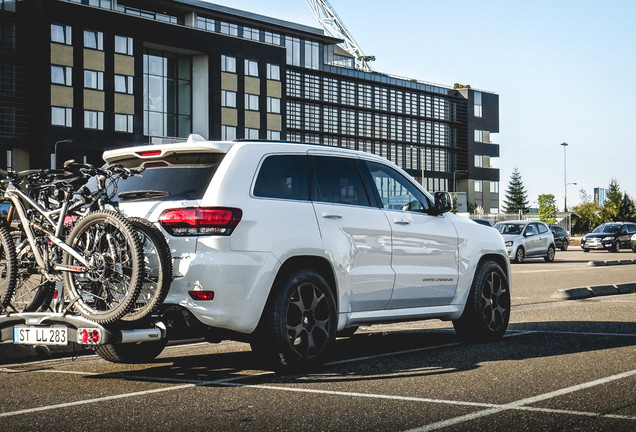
[493,220,556,263]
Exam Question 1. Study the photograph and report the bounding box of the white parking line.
[405,368,636,431]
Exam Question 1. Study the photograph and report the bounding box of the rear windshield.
[105,153,225,201]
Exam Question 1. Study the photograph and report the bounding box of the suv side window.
[311,156,370,206]
[254,155,309,200]
[364,160,430,212]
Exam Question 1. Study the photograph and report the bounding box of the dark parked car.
[549,225,570,251]
[471,218,492,227]
[581,222,636,252]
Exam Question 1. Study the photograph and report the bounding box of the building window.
[474,129,484,142]
[51,107,72,127]
[84,29,103,50]
[84,110,104,129]
[264,32,281,45]
[242,27,260,41]
[266,64,280,80]
[374,87,388,111]
[323,106,338,134]
[114,35,133,55]
[323,77,338,103]
[114,74,133,94]
[115,113,133,132]
[285,36,301,66]
[286,70,301,97]
[287,101,301,129]
[84,70,104,90]
[245,93,259,111]
[474,155,483,168]
[221,90,236,108]
[474,91,482,117]
[490,181,499,193]
[143,51,192,138]
[221,55,236,73]
[51,65,72,86]
[474,180,483,192]
[267,130,281,140]
[245,59,258,77]
[245,128,259,139]
[0,64,15,95]
[0,22,15,52]
[220,21,238,36]
[1,0,16,11]
[51,24,72,45]
[341,81,355,105]
[221,125,236,140]
[304,104,320,131]
[304,74,320,100]
[357,84,371,109]
[304,40,320,69]
[196,16,215,31]
[267,97,280,114]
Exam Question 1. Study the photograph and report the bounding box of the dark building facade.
[0,0,500,211]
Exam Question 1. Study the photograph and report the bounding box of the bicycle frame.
[3,180,89,274]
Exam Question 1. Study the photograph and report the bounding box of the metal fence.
[459,212,574,233]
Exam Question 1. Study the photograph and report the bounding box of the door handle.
[394,218,411,225]
[321,212,342,219]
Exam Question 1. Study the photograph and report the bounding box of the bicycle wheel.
[0,225,17,310]
[121,217,172,322]
[62,210,143,324]
[9,231,55,313]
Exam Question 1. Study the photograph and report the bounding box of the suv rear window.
[110,153,224,201]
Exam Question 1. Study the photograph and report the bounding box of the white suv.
[101,136,511,369]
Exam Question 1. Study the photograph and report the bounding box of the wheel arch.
[477,253,510,282]
[256,255,338,328]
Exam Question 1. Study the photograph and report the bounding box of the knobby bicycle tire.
[0,225,17,310]
[8,230,55,313]
[121,217,172,322]
[62,210,143,324]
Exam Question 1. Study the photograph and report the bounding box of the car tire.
[453,260,510,342]
[251,269,337,371]
[583,248,590,252]
[561,241,569,251]
[513,247,525,264]
[613,241,620,252]
[544,245,555,262]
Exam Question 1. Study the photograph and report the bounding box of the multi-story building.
[0,0,500,212]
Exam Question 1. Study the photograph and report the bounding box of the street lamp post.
[560,142,568,212]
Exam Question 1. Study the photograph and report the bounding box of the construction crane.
[305,0,375,72]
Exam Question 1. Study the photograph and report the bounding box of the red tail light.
[158,207,242,236]
[188,291,215,301]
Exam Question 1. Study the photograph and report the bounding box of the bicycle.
[0,166,144,324]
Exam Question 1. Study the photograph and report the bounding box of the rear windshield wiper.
[118,190,170,201]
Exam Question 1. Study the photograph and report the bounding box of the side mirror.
[433,191,452,215]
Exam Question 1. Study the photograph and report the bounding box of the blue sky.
[205,0,636,208]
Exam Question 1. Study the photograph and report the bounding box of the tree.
[538,194,557,224]
[572,201,602,235]
[601,180,621,222]
[618,193,636,222]
[502,167,529,214]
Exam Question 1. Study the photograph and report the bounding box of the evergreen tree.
[538,194,557,224]
[601,180,622,221]
[502,167,529,214]
[618,193,636,222]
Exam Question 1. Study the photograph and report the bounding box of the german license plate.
[13,326,68,346]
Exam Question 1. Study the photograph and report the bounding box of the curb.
[586,259,636,267]
[554,282,636,300]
